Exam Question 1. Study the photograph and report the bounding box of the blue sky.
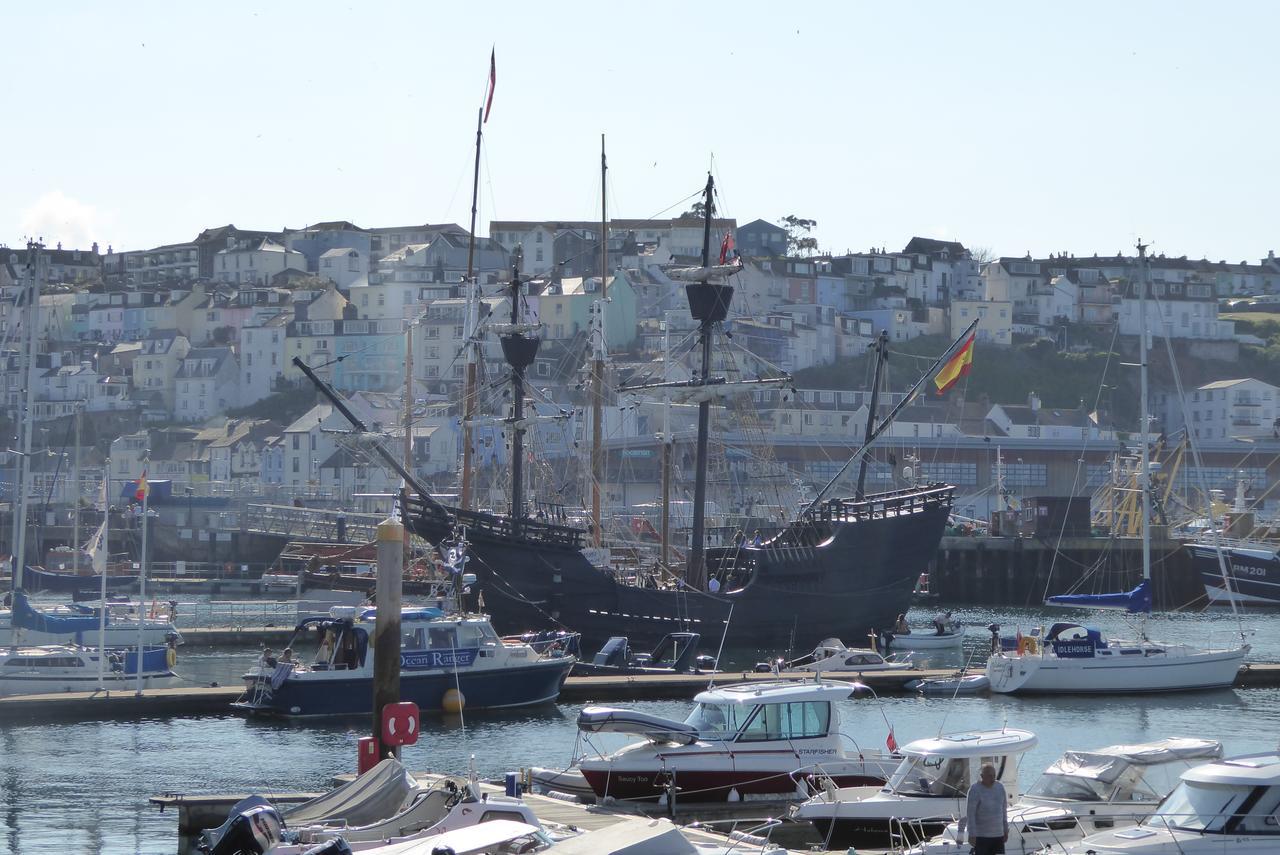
[4,2,1277,262]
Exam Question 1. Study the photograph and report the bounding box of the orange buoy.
[442,688,465,714]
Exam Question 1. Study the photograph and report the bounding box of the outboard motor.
[199,796,283,855]
[694,654,717,672]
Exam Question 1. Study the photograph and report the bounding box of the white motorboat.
[1059,751,1280,854]
[909,737,1223,854]
[890,619,965,651]
[904,674,990,695]
[0,642,177,696]
[789,638,915,673]
[791,728,1036,849]
[532,679,901,803]
[988,246,1251,695]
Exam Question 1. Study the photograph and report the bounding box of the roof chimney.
[1028,391,1041,412]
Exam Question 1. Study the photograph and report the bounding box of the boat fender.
[298,839,353,855]
[443,688,465,714]
[166,647,177,669]
[1017,636,1037,655]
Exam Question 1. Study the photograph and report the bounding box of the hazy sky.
[5,2,1277,263]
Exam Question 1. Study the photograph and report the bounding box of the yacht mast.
[686,174,724,589]
[13,240,43,590]
[1137,241,1151,584]
[461,105,484,511]
[589,135,608,547]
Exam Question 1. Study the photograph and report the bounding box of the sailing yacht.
[986,243,1250,694]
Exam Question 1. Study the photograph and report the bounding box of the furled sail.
[11,590,100,634]
[1046,579,1152,613]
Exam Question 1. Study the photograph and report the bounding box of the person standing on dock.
[963,762,1009,855]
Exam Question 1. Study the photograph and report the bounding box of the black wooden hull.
[402,485,954,650]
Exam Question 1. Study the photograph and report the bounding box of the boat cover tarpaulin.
[577,706,699,744]
[283,758,415,827]
[1043,738,1223,783]
[11,590,99,634]
[1046,579,1153,613]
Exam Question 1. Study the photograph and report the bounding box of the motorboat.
[531,679,902,803]
[203,759,567,852]
[232,604,575,717]
[544,816,789,853]
[1059,751,1280,853]
[791,728,1036,849]
[890,615,965,651]
[571,632,717,677]
[0,642,177,696]
[903,674,990,695]
[986,618,1248,694]
[788,638,915,673]
[0,593,181,647]
[908,737,1223,854]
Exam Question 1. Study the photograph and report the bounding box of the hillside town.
[5,221,1280,531]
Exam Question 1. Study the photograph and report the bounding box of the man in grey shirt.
[964,762,1008,855]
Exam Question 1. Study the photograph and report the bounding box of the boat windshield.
[887,755,970,797]
[1027,773,1111,802]
[1148,781,1280,834]
[684,703,751,737]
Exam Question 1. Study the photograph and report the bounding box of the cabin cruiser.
[791,728,1036,848]
[788,638,915,673]
[531,679,901,803]
[572,632,717,677]
[232,605,575,717]
[0,642,177,696]
[1059,751,1280,853]
[908,737,1223,854]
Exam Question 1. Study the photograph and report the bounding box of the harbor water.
[2,603,1278,854]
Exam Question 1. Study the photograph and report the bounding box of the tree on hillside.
[781,215,818,256]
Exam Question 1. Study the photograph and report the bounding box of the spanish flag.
[933,333,975,395]
[134,471,149,502]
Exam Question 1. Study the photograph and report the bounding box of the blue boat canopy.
[10,590,101,634]
[1045,579,1152,613]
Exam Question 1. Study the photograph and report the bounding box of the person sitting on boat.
[750,530,763,547]
[932,613,947,635]
[732,529,745,548]
[708,576,721,593]
[987,623,1001,655]
[261,647,277,668]
[279,647,294,664]
[894,614,911,635]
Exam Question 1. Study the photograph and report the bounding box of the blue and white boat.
[232,604,576,717]
[1187,538,1280,608]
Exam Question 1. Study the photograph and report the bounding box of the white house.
[282,403,335,489]
[173,346,239,422]
[319,247,368,291]
[239,312,291,406]
[1116,279,1232,341]
[950,299,1013,346]
[214,238,307,285]
[1161,378,1280,441]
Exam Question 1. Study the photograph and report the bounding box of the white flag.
[87,519,108,574]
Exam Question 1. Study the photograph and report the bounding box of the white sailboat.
[986,242,1250,694]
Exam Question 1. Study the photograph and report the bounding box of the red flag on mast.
[483,49,496,123]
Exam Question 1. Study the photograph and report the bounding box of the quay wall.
[931,533,1203,610]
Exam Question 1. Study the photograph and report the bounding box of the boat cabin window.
[458,623,500,648]
[844,653,882,666]
[427,626,458,649]
[403,628,427,650]
[685,703,749,737]
[6,656,84,668]
[736,701,831,742]
[1150,781,1277,834]
[889,755,969,797]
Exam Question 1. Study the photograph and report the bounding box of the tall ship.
[297,175,962,650]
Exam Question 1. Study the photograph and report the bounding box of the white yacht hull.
[986,647,1246,694]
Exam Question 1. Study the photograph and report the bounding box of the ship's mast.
[1137,240,1151,584]
[686,175,728,589]
[589,135,608,547]
[12,240,43,590]
[500,248,539,537]
[855,330,889,500]
[461,105,484,511]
